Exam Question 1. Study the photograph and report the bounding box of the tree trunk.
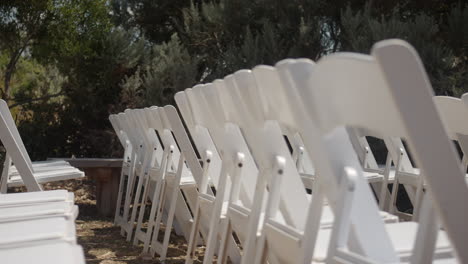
[3,49,23,102]
[3,67,12,101]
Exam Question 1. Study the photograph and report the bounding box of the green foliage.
[120,34,199,106]
[110,0,192,44]
[340,3,464,95]
[49,28,149,158]
[0,0,466,160]
[177,0,325,81]
[143,34,198,105]
[0,0,112,102]
[444,3,468,97]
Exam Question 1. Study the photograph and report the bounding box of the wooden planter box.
[58,158,122,217]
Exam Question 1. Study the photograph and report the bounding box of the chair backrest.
[434,94,468,169]
[156,107,183,170]
[132,109,153,150]
[124,109,147,149]
[252,63,315,173]
[175,90,223,193]
[163,105,204,185]
[0,100,35,167]
[0,100,41,191]
[109,114,127,148]
[274,58,399,262]
[117,112,139,151]
[142,107,166,168]
[218,70,309,229]
[197,82,257,206]
[109,114,133,163]
[130,108,167,172]
[292,39,468,262]
[434,95,468,139]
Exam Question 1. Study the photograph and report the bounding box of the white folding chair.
[211,57,446,264]
[112,111,142,238]
[347,94,468,220]
[0,190,77,224]
[187,81,265,264]
[109,114,135,227]
[141,106,200,261]
[0,100,84,193]
[175,90,242,264]
[0,190,82,263]
[113,109,161,240]
[128,108,173,247]
[131,107,196,258]
[0,242,85,264]
[214,68,396,264]
[130,107,169,249]
[284,40,466,262]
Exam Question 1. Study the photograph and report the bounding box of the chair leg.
[217,218,232,264]
[242,171,267,264]
[202,162,230,264]
[159,184,180,261]
[412,177,425,221]
[185,203,201,264]
[410,194,438,264]
[144,177,165,254]
[0,155,12,194]
[389,150,404,215]
[121,153,138,236]
[133,169,153,245]
[253,238,268,264]
[127,170,145,241]
[114,164,128,224]
[389,177,400,215]
[379,154,392,210]
[143,150,170,253]
[149,180,168,255]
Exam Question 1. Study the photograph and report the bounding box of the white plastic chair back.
[291,40,468,262]
[0,101,41,191]
[227,69,309,230]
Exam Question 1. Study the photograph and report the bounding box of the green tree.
[0,0,111,105]
[340,3,467,96]
[120,33,199,106]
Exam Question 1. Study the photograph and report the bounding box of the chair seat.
[0,216,76,247]
[28,160,70,167]
[300,171,387,189]
[317,205,398,229]
[165,171,197,188]
[312,222,452,262]
[0,190,74,206]
[0,242,85,264]
[7,169,84,187]
[9,164,78,175]
[226,202,398,255]
[0,202,78,221]
[121,162,132,175]
[264,221,451,263]
[372,168,468,187]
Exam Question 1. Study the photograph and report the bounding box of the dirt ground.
[34,179,207,264]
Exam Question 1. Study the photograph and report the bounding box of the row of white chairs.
[110,39,468,263]
[0,190,84,264]
[0,98,86,263]
[0,99,85,193]
[0,100,85,264]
